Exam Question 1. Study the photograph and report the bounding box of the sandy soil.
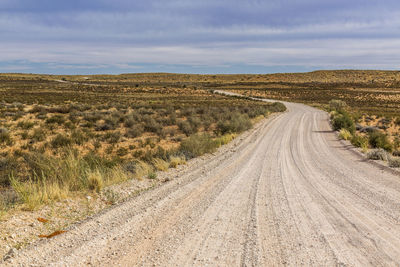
[2,96,400,266]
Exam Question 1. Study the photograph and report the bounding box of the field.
[2,70,400,213]
[0,73,285,212]
[206,70,400,150]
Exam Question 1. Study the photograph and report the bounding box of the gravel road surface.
[3,98,400,266]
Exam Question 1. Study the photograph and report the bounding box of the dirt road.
[3,99,400,266]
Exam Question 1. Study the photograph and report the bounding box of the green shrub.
[17,120,35,130]
[46,115,65,124]
[216,113,252,135]
[351,134,369,151]
[368,131,393,152]
[51,134,72,148]
[124,118,136,128]
[71,130,88,145]
[332,111,355,134]
[0,156,20,186]
[116,147,129,157]
[178,121,195,136]
[329,99,347,111]
[179,134,218,158]
[103,131,121,144]
[83,113,102,123]
[148,172,157,179]
[125,124,144,138]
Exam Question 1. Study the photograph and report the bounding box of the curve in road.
[3,98,400,266]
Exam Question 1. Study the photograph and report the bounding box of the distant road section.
[3,94,400,266]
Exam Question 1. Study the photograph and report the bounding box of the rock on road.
[3,98,400,266]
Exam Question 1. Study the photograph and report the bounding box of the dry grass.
[133,161,153,180]
[152,158,169,171]
[0,72,288,213]
[339,129,352,140]
[169,156,186,168]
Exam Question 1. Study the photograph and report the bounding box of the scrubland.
[214,70,400,159]
[0,73,285,213]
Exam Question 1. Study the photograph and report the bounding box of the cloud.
[0,0,400,73]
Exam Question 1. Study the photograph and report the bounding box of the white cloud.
[1,1,400,72]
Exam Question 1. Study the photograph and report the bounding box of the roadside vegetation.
[0,73,285,213]
[207,70,399,167]
[328,99,400,166]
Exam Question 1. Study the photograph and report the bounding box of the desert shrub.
[46,115,65,124]
[188,116,202,130]
[388,157,400,168]
[201,115,213,130]
[152,146,171,161]
[51,134,72,148]
[83,113,102,123]
[351,134,369,151]
[47,105,74,114]
[17,120,35,130]
[178,120,195,136]
[116,147,129,157]
[125,124,144,138]
[181,108,195,117]
[68,111,81,124]
[368,131,393,152]
[179,134,218,158]
[124,117,136,128]
[0,128,11,144]
[111,110,124,122]
[105,116,119,127]
[30,105,47,114]
[338,129,352,140]
[167,112,177,125]
[0,190,18,213]
[367,149,390,161]
[20,130,29,140]
[95,122,112,131]
[0,128,12,145]
[143,116,162,133]
[329,99,347,111]
[31,128,46,142]
[332,111,355,134]
[64,121,76,130]
[0,156,20,186]
[71,130,88,145]
[148,172,157,179]
[161,127,176,138]
[216,113,252,135]
[12,111,25,121]
[103,131,121,144]
[395,117,400,126]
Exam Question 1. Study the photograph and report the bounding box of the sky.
[0,0,399,74]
